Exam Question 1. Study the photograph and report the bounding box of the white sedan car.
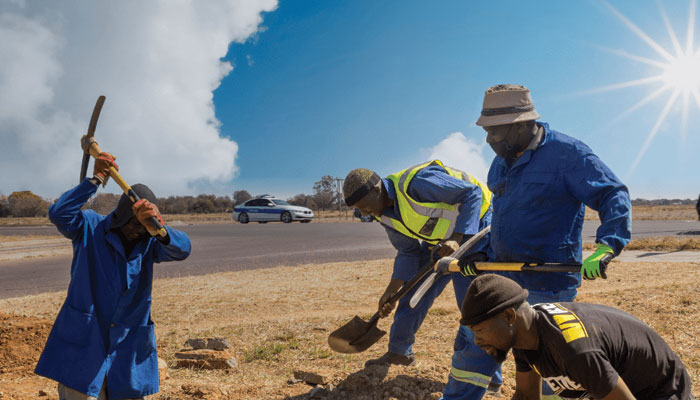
[233,197,314,224]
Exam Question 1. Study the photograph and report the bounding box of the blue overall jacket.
[35,178,191,399]
[487,122,631,291]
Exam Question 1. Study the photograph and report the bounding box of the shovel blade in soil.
[328,315,386,354]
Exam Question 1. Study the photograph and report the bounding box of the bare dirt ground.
[0,257,698,400]
[0,237,72,262]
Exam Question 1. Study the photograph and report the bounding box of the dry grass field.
[0,204,697,398]
[584,204,697,221]
[0,258,698,399]
[0,203,696,227]
[0,210,362,227]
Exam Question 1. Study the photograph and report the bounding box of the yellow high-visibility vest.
[377,160,492,244]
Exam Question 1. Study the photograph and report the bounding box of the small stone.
[293,370,328,385]
[158,357,168,381]
[206,337,231,350]
[185,338,206,349]
[287,378,302,385]
[174,349,237,370]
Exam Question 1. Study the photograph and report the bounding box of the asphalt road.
[1,220,698,299]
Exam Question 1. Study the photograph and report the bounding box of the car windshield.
[272,199,290,205]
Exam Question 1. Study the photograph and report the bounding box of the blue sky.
[1,1,698,200]
[215,0,700,200]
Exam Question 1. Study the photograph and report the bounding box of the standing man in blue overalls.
[35,150,191,399]
[459,84,632,399]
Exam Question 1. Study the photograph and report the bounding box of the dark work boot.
[364,351,416,367]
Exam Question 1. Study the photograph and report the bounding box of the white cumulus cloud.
[0,0,277,198]
[426,132,491,183]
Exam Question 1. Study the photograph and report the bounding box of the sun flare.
[662,53,700,90]
[593,0,700,176]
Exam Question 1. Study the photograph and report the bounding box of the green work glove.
[458,252,487,277]
[460,263,477,277]
[581,243,613,280]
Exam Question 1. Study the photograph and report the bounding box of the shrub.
[0,195,9,217]
[8,191,50,217]
[84,193,121,215]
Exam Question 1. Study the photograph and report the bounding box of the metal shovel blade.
[328,315,386,354]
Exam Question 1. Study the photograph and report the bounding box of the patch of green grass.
[244,342,287,362]
[286,338,300,350]
[308,345,332,359]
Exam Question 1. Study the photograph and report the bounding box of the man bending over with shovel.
[461,274,693,400]
[35,150,191,399]
[343,161,502,396]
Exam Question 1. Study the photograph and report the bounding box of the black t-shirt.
[513,302,692,399]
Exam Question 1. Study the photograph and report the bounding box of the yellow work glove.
[581,243,613,280]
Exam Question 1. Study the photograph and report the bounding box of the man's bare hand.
[378,278,404,317]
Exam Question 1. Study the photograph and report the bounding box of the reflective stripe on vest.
[449,366,491,388]
[378,160,492,244]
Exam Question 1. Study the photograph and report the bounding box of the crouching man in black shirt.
[460,274,693,400]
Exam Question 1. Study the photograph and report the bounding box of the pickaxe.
[80,96,167,237]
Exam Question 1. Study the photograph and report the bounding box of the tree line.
[0,175,350,218]
[4,179,698,218]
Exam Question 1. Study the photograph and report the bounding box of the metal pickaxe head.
[79,95,106,183]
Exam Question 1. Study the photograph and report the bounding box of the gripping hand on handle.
[132,199,165,237]
[93,152,118,187]
[581,243,613,280]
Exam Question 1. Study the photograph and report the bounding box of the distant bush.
[0,195,9,217]
[8,191,50,217]
[233,190,252,206]
[631,198,695,206]
[84,193,121,215]
[157,194,233,214]
[287,193,318,210]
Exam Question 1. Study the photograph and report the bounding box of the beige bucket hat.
[475,84,541,127]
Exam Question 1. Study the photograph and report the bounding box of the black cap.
[460,274,529,326]
[110,183,157,229]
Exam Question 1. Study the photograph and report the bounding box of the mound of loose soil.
[0,312,52,376]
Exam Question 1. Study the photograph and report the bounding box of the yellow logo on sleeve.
[540,303,588,343]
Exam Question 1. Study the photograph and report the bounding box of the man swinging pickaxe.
[79,95,166,238]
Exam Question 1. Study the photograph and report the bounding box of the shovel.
[328,226,491,354]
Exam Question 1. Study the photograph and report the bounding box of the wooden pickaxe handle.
[86,141,168,238]
[445,260,583,273]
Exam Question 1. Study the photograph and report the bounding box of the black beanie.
[110,184,158,229]
[460,274,529,326]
